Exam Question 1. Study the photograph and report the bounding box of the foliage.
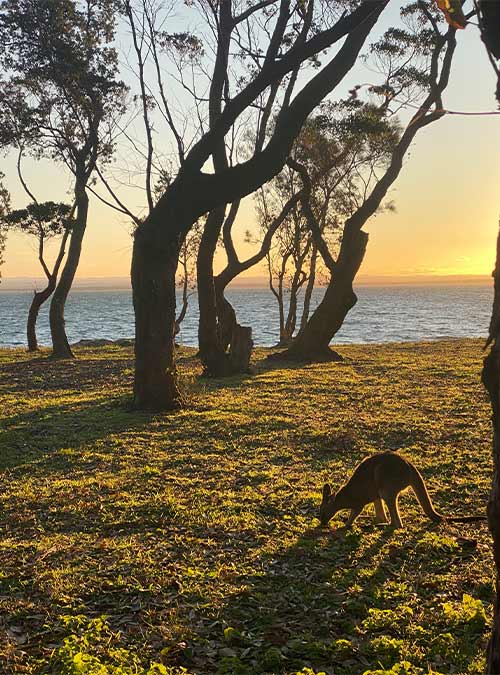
[51,615,191,675]
[3,202,73,239]
[0,0,126,176]
[0,339,492,673]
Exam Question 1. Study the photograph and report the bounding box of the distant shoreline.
[0,274,493,292]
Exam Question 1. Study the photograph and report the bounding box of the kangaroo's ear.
[322,483,331,502]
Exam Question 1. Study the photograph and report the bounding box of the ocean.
[0,284,493,348]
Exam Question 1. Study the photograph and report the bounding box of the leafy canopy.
[0,0,126,173]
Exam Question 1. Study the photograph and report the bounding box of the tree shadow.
[0,350,133,394]
[181,520,415,672]
[1,395,155,473]
[182,515,483,674]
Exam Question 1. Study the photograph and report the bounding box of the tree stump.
[229,325,253,374]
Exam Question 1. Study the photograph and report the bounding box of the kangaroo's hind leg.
[374,498,387,524]
[381,492,403,529]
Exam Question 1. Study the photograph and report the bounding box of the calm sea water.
[0,285,493,348]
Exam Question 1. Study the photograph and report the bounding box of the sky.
[1,1,500,287]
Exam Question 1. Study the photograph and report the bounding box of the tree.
[259,165,316,347]
[257,104,395,347]
[2,201,73,351]
[274,3,461,362]
[0,0,126,358]
[264,193,313,347]
[482,233,500,673]
[131,0,390,409]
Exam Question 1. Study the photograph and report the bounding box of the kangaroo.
[319,451,486,529]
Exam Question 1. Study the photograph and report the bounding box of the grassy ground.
[0,339,494,675]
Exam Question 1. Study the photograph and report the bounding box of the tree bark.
[228,324,253,374]
[482,226,500,674]
[49,185,88,359]
[132,222,182,410]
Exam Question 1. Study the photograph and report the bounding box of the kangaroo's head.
[319,483,338,526]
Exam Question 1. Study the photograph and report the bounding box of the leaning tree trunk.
[49,186,89,359]
[481,226,500,674]
[280,269,305,347]
[27,284,55,351]
[278,225,367,361]
[28,231,68,352]
[280,292,298,347]
[214,280,254,374]
[270,265,287,346]
[174,271,190,339]
[275,24,456,364]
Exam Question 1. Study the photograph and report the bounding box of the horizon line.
[0,273,493,291]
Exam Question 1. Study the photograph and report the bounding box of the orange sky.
[2,9,499,286]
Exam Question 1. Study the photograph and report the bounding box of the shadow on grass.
[180,521,422,673]
[1,395,155,472]
[0,351,133,394]
[185,517,482,674]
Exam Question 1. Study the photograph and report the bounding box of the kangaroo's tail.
[408,464,443,523]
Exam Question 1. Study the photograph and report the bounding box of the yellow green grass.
[0,339,494,674]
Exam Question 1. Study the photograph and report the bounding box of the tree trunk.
[27,284,55,351]
[282,268,304,345]
[49,186,89,359]
[174,273,190,339]
[214,280,237,352]
[274,225,367,361]
[197,206,233,376]
[273,268,286,345]
[481,226,500,674]
[299,244,318,335]
[283,290,298,344]
[278,294,295,346]
[132,227,182,410]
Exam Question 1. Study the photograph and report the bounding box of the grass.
[0,339,494,675]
